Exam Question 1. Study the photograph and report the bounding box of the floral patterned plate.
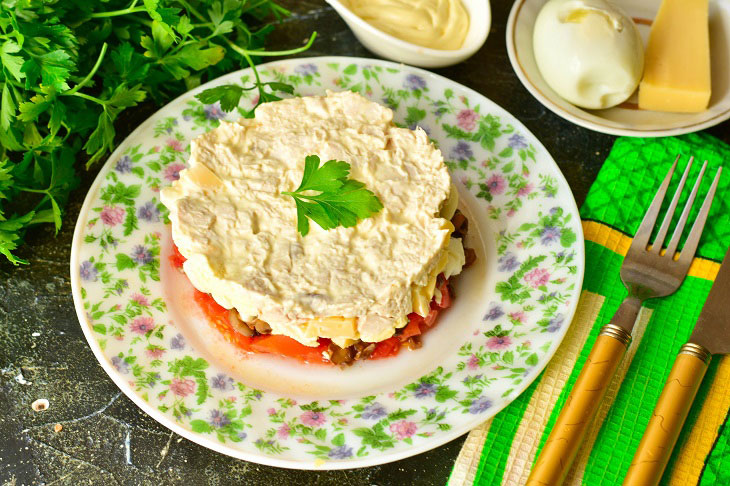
[70,57,584,469]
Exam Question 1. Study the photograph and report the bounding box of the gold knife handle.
[623,343,711,486]
[526,324,631,486]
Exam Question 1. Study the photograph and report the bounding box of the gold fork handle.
[623,344,710,486]
[526,324,631,486]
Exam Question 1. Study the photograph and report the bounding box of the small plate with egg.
[507,0,730,136]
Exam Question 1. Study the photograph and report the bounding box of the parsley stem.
[241,0,288,15]
[253,1,290,18]
[63,43,108,97]
[71,92,106,105]
[241,32,317,57]
[14,186,48,194]
[90,5,146,18]
[229,43,262,84]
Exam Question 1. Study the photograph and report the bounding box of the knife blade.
[688,248,730,355]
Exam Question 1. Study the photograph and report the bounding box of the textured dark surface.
[1,1,729,485]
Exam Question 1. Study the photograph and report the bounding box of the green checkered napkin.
[449,133,730,486]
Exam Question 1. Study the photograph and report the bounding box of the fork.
[525,155,722,486]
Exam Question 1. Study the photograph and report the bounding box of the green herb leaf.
[18,93,54,122]
[266,81,294,95]
[282,155,383,236]
[21,50,75,91]
[208,2,234,36]
[165,42,225,72]
[0,160,14,201]
[105,84,147,115]
[195,85,244,112]
[0,210,34,265]
[84,111,114,163]
[176,15,193,37]
[1,83,16,131]
[111,43,150,83]
[143,0,180,41]
[0,40,25,81]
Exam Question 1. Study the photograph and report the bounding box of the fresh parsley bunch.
[0,0,315,264]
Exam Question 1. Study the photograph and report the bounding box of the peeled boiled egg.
[533,0,644,110]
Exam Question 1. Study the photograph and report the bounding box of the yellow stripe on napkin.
[581,220,720,281]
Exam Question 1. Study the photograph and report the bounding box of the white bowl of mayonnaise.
[326,0,491,68]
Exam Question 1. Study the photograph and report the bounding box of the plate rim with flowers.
[70,56,585,469]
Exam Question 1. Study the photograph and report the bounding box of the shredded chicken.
[224,210,476,365]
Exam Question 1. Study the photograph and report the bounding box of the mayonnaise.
[344,0,469,50]
[161,91,463,347]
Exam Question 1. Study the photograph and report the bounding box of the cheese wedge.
[638,0,711,112]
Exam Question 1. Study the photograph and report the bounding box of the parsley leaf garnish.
[282,155,384,237]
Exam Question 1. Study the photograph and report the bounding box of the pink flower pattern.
[389,420,417,440]
[300,410,326,427]
[130,316,154,334]
[486,336,513,350]
[524,268,550,289]
[509,311,526,323]
[277,424,291,439]
[486,174,506,195]
[146,347,165,358]
[100,206,125,226]
[164,163,186,181]
[166,139,184,152]
[131,293,149,307]
[517,183,534,197]
[170,378,195,397]
[456,109,479,131]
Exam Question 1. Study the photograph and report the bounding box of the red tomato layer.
[171,243,451,364]
[192,289,332,364]
[169,243,186,269]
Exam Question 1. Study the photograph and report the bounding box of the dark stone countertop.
[1,1,728,485]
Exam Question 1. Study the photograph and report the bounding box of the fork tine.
[665,160,708,258]
[632,155,680,249]
[650,156,694,253]
[678,166,722,267]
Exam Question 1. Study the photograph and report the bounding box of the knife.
[623,246,730,486]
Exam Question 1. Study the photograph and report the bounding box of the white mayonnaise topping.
[162,91,463,346]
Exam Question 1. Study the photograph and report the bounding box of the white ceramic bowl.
[326,0,491,68]
[507,0,730,137]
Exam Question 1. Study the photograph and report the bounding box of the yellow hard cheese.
[638,0,711,112]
